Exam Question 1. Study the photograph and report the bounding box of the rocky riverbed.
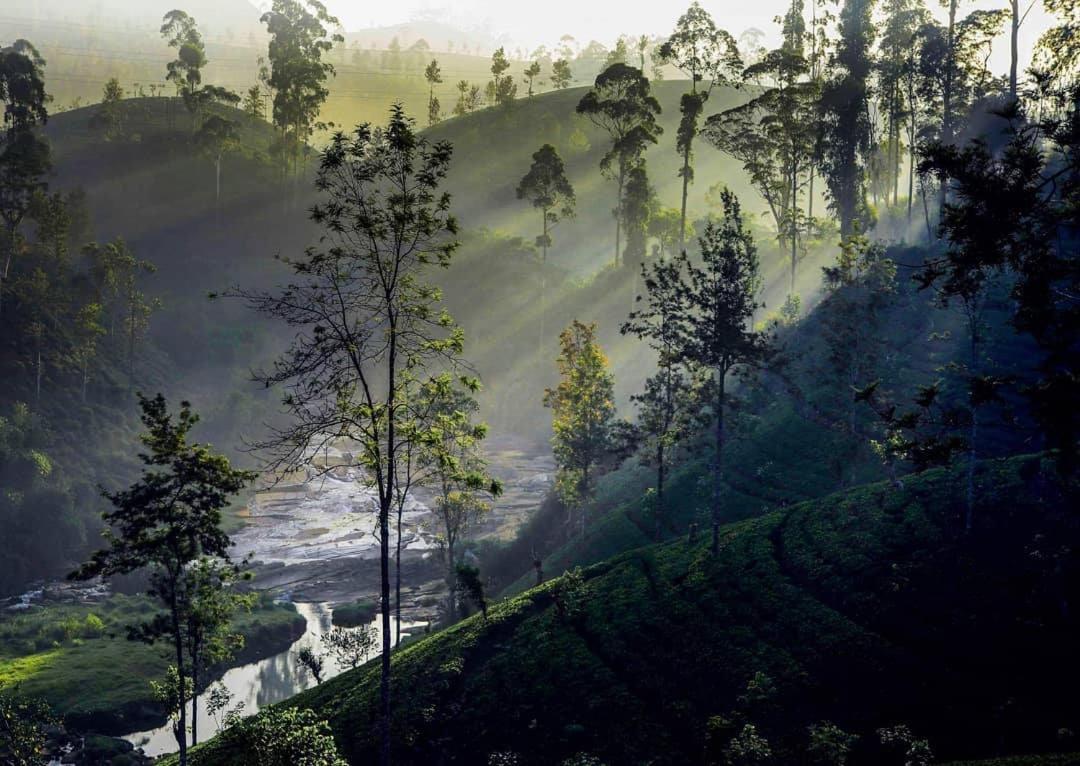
[235,434,554,620]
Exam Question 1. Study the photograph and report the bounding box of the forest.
[0,0,1078,764]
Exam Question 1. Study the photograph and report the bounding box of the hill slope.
[177,455,1080,765]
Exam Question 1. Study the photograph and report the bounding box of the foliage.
[215,707,347,766]
[0,682,53,766]
[544,321,617,534]
[320,627,377,671]
[576,63,663,266]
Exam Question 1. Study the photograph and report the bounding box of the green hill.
[173,454,1080,765]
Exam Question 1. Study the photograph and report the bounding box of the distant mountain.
[2,0,265,39]
[343,19,512,57]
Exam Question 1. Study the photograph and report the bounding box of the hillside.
[173,455,1080,765]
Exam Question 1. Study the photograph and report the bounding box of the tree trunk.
[711,368,726,556]
[446,536,456,622]
[540,208,548,357]
[190,654,199,747]
[35,343,42,405]
[380,320,396,766]
[395,500,402,648]
[907,131,916,230]
[939,0,959,222]
[171,594,188,766]
[965,311,979,532]
[655,439,665,542]
[679,123,692,256]
[1,220,16,317]
[790,160,798,295]
[215,154,222,210]
[614,166,625,268]
[81,361,89,403]
[1009,0,1019,100]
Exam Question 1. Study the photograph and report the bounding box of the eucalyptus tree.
[576,63,662,267]
[667,190,771,554]
[260,0,343,186]
[819,0,876,239]
[195,115,239,209]
[517,143,576,352]
[233,106,463,766]
[706,1,815,291]
[0,39,50,318]
[425,59,442,125]
[659,2,742,253]
[72,394,255,766]
[161,10,206,104]
[877,0,928,208]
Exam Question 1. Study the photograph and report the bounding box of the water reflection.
[124,602,426,757]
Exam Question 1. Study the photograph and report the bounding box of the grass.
[176,454,1080,766]
[0,594,305,733]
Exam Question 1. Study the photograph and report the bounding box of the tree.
[233,105,463,766]
[551,59,573,89]
[425,59,442,125]
[0,682,53,766]
[877,0,928,209]
[623,254,705,539]
[523,61,542,97]
[517,143,576,352]
[220,707,347,766]
[298,646,325,684]
[0,40,50,318]
[706,5,816,290]
[96,77,125,139]
[621,162,653,270]
[321,625,377,670]
[109,239,159,387]
[414,378,500,622]
[72,302,105,402]
[576,64,662,267]
[71,394,255,766]
[671,190,770,554]
[260,1,343,185]
[819,0,876,239]
[544,321,617,537]
[243,84,266,121]
[487,47,517,106]
[160,10,208,126]
[180,557,253,747]
[660,2,742,253]
[807,722,858,765]
[195,115,240,208]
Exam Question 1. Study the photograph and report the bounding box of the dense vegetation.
[175,456,1080,765]
[1,0,1078,763]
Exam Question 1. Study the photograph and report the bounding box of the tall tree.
[659,2,742,253]
[161,11,205,101]
[195,115,240,209]
[523,61,542,97]
[414,378,500,622]
[707,2,816,291]
[424,59,442,125]
[72,394,254,766]
[0,39,50,318]
[621,162,654,271]
[260,1,343,187]
[819,0,877,239]
[551,59,573,89]
[517,143,576,353]
[233,106,462,766]
[487,47,517,106]
[877,0,927,209]
[670,190,770,554]
[576,64,662,267]
[623,255,704,539]
[544,320,617,538]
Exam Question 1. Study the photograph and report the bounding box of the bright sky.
[321,0,1056,73]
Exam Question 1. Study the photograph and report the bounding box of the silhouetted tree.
[577,64,662,267]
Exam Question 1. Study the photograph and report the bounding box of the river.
[123,602,428,758]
